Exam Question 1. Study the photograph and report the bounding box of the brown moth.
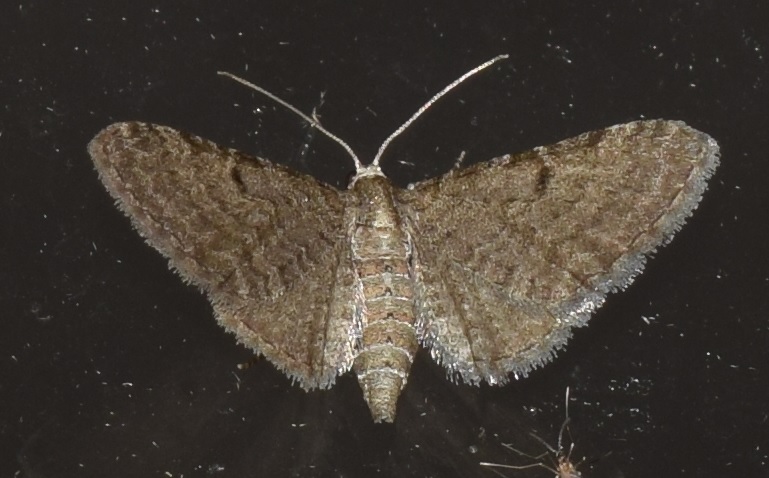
[89,56,719,422]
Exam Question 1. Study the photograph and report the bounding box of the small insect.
[481,387,584,477]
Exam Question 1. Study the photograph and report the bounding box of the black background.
[2,2,767,477]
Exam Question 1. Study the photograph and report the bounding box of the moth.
[89,56,719,422]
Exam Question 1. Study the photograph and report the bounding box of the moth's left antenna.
[217,71,364,172]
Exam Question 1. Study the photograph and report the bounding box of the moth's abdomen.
[350,177,418,422]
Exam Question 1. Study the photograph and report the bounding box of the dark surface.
[2,2,766,477]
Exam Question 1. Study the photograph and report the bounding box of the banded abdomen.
[349,175,418,422]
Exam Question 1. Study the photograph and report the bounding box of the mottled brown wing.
[396,120,719,384]
[89,122,356,388]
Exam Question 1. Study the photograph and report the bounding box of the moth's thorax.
[348,176,418,422]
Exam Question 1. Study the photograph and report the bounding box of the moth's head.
[348,163,385,189]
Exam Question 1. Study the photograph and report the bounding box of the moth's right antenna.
[371,54,509,167]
